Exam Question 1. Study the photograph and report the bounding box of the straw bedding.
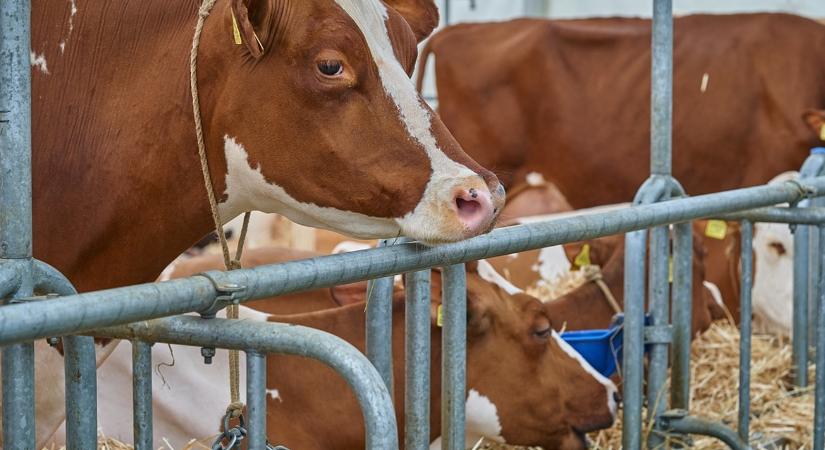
[477,323,813,450]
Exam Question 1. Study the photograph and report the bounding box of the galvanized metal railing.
[5,0,825,449]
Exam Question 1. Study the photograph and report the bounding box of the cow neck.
[32,0,223,292]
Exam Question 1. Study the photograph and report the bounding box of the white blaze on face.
[702,281,725,310]
[477,259,523,295]
[551,331,618,417]
[750,171,797,336]
[332,0,488,238]
[219,136,401,238]
[752,221,793,336]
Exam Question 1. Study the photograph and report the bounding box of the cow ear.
[803,109,825,141]
[384,0,440,42]
[229,0,275,59]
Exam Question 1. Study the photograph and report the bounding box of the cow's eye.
[317,60,343,77]
[533,327,552,340]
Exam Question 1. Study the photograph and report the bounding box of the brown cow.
[32,0,503,294]
[59,265,617,450]
[418,13,825,208]
[25,0,504,446]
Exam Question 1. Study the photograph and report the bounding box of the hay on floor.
[479,322,813,450]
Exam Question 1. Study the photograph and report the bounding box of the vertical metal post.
[738,221,753,443]
[63,335,99,450]
[646,225,671,449]
[132,341,153,450]
[1,1,36,449]
[623,229,648,450]
[441,264,466,450]
[246,351,267,450]
[366,239,395,397]
[650,0,673,176]
[2,327,34,450]
[671,222,693,410]
[799,150,825,386]
[814,225,825,450]
[793,220,810,387]
[405,269,431,450]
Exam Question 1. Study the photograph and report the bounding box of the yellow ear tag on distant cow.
[704,220,728,240]
[231,12,243,45]
[573,244,591,269]
[668,256,673,283]
[436,305,443,327]
[820,124,825,141]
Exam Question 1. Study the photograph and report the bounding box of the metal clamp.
[195,272,246,319]
[644,324,673,344]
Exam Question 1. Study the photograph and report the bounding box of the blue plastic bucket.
[561,327,623,378]
[559,314,649,378]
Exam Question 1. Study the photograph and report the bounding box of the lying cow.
[49,263,617,450]
[418,13,825,208]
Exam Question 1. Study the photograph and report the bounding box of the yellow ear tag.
[436,304,443,327]
[820,124,825,141]
[668,256,673,283]
[704,220,728,240]
[573,244,591,269]
[231,12,243,45]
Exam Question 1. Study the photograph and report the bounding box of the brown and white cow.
[698,172,801,336]
[24,0,504,446]
[49,264,617,450]
[33,0,503,294]
[417,13,825,208]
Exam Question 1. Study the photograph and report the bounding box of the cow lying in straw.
[48,261,617,450]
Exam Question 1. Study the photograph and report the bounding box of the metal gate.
[3,0,825,449]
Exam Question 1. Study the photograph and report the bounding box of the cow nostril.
[613,391,622,405]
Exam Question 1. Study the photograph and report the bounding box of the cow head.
[429,261,617,449]
[198,0,504,244]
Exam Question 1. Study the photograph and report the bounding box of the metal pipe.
[441,264,466,450]
[814,225,825,450]
[63,335,99,450]
[366,239,395,397]
[0,1,36,448]
[31,259,99,450]
[0,262,21,299]
[246,351,267,450]
[800,152,825,373]
[132,341,153,450]
[405,269,431,450]
[2,342,34,450]
[671,221,693,410]
[661,412,749,450]
[646,225,670,450]
[793,222,810,387]
[623,228,648,450]
[3,179,825,345]
[0,0,33,259]
[717,206,825,225]
[737,221,753,443]
[94,316,399,450]
[650,0,673,176]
